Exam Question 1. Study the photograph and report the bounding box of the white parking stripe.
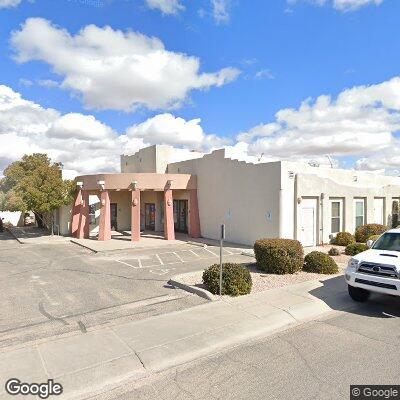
[116,259,140,269]
[155,254,164,265]
[189,249,201,257]
[138,258,143,269]
[203,247,219,256]
[173,251,184,262]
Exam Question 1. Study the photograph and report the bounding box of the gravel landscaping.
[177,245,350,295]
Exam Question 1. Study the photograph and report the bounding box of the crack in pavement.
[315,319,400,348]
[279,333,345,398]
[38,302,69,326]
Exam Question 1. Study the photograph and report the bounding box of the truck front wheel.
[348,285,370,302]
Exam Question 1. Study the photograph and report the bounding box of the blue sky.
[1,0,400,176]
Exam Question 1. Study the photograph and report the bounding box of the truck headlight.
[348,258,359,269]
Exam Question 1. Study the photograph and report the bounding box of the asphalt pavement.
[100,293,400,400]
[0,231,250,348]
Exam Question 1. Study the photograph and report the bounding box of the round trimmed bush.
[328,247,340,256]
[304,251,339,274]
[368,234,381,243]
[202,263,252,296]
[254,238,304,275]
[355,224,387,243]
[332,232,355,246]
[345,243,369,256]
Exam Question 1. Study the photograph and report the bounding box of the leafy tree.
[0,154,75,230]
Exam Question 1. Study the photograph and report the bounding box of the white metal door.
[374,198,384,225]
[301,199,317,247]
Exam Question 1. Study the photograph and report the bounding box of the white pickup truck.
[345,229,400,302]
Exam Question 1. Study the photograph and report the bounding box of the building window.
[354,199,365,229]
[330,200,342,234]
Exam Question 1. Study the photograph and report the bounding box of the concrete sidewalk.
[70,233,252,253]
[0,277,349,400]
[8,227,71,245]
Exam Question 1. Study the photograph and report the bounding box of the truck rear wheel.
[348,285,370,302]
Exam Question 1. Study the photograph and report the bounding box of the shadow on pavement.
[310,275,400,319]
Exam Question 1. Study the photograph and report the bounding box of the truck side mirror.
[366,239,374,248]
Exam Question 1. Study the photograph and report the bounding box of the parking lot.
[112,245,244,274]
[0,231,252,348]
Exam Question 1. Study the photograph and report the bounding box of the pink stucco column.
[131,189,141,242]
[164,189,175,240]
[189,189,201,238]
[71,189,82,238]
[98,190,111,241]
[77,190,90,239]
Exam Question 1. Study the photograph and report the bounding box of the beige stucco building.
[60,144,400,247]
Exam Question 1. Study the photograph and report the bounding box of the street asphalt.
[100,294,400,400]
[0,230,251,348]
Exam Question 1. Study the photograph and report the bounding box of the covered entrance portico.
[71,173,201,242]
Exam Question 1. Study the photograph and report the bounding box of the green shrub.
[368,234,381,243]
[304,251,339,274]
[332,232,355,246]
[345,243,369,256]
[328,247,340,256]
[254,238,304,274]
[202,263,252,296]
[355,224,387,243]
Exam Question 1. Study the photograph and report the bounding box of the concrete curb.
[70,239,98,253]
[0,278,347,400]
[186,241,207,248]
[240,249,255,257]
[7,227,25,244]
[168,274,217,301]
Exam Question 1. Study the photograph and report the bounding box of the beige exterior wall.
[121,146,158,173]
[279,161,400,245]
[55,204,72,235]
[168,149,282,245]
[121,145,203,174]
[64,144,400,246]
[109,191,131,232]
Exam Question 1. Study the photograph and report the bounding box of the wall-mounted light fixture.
[320,193,325,200]
[97,180,105,191]
[132,180,138,191]
[101,199,106,206]
[297,197,302,204]
[353,176,358,182]
[76,181,83,189]
[167,199,172,206]
[166,180,173,190]
[132,198,139,206]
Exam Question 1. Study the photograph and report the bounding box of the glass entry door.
[173,200,188,233]
[110,203,118,231]
[145,203,156,231]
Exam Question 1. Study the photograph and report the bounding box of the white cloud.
[11,18,240,112]
[0,85,223,178]
[239,77,400,172]
[255,69,275,80]
[0,0,21,8]
[3,75,400,177]
[211,0,232,23]
[288,0,383,11]
[37,79,59,88]
[126,113,228,150]
[145,0,184,14]
[0,85,122,177]
[47,113,115,141]
[333,0,383,11]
